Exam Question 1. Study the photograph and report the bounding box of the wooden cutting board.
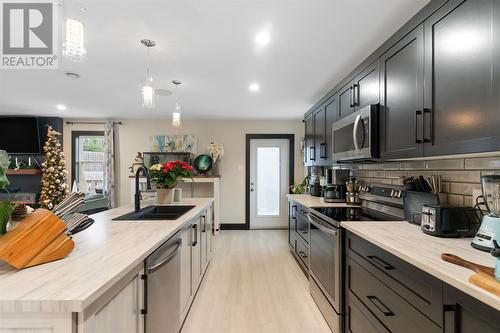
[441,253,500,297]
[0,209,74,269]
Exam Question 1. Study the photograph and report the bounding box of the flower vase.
[156,188,175,204]
[212,160,220,177]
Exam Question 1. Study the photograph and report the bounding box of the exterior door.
[250,139,290,229]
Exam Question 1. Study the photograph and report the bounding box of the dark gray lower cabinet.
[443,284,500,333]
[345,231,499,333]
[423,0,500,156]
[288,201,309,274]
[380,25,424,159]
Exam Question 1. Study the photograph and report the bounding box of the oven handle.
[308,215,338,236]
[353,114,362,153]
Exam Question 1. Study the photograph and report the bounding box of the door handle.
[367,255,394,270]
[250,188,254,192]
[309,146,315,161]
[353,83,360,106]
[367,296,394,316]
[443,304,458,333]
[423,108,433,143]
[146,240,182,274]
[415,110,423,143]
[319,143,327,159]
[349,85,355,107]
[192,224,198,246]
[353,114,362,153]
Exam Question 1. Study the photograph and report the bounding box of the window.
[71,131,106,196]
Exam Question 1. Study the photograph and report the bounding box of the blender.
[472,175,500,252]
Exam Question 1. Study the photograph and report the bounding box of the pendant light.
[63,3,87,62]
[141,39,156,109]
[172,80,182,127]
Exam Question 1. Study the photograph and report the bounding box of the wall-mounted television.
[0,117,41,154]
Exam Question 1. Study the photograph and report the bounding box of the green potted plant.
[149,160,194,203]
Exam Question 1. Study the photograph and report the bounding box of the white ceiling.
[0,0,429,120]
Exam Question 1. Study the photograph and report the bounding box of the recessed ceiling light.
[255,30,271,48]
[56,104,67,111]
[249,83,260,93]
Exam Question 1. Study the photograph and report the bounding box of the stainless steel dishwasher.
[145,230,182,333]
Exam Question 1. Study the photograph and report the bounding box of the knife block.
[0,209,74,269]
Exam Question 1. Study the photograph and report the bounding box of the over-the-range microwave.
[331,104,380,161]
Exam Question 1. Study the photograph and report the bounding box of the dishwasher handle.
[146,240,182,274]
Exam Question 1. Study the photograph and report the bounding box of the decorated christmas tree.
[39,126,69,210]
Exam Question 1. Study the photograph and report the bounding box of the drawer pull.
[298,251,308,259]
[367,296,394,317]
[367,255,394,270]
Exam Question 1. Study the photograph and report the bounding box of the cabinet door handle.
[319,143,327,159]
[349,85,355,107]
[443,304,458,333]
[353,83,360,106]
[292,205,297,219]
[367,296,394,316]
[192,224,198,246]
[310,146,315,161]
[298,251,308,259]
[415,110,424,143]
[202,215,206,232]
[367,255,394,270]
[423,108,433,143]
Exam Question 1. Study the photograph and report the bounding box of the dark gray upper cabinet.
[338,81,355,119]
[380,25,425,159]
[423,0,500,156]
[354,60,380,110]
[304,114,315,165]
[325,95,338,164]
[314,106,327,163]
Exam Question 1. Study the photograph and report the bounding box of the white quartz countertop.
[287,194,356,208]
[342,221,500,311]
[0,198,213,313]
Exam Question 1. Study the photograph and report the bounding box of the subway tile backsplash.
[345,155,500,207]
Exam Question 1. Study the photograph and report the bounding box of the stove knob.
[390,190,395,198]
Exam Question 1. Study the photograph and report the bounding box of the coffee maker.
[324,169,349,203]
[472,175,500,252]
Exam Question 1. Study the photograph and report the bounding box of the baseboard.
[220,223,248,230]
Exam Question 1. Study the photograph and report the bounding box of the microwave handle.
[353,114,362,153]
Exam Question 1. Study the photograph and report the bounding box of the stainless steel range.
[308,183,405,333]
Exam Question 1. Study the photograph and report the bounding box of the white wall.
[64,118,304,225]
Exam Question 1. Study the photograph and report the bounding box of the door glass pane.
[74,135,105,197]
[257,147,280,216]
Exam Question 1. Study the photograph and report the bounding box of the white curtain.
[104,121,116,208]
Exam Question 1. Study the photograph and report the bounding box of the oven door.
[308,212,342,312]
[331,104,379,161]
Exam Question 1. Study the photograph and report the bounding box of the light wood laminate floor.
[181,230,331,333]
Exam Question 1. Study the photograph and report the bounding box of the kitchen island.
[0,198,214,333]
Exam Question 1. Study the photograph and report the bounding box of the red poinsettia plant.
[149,160,194,189]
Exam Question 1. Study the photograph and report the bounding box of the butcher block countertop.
[287,194,356,208]
[0,198,213,313]
[342,221,500,311]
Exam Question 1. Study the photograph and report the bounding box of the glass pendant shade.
[63,18,87,62]
[142,76,155,109]
[172,103,181,127]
